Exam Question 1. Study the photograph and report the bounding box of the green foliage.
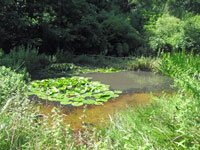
[0,0,144,56]
[0,49,3,57]
[166,0,200,17]
[102,14,143,56]
[145,14,200,52]
[48,63,77,72]
[53,49,74,63]
[0,0,200,55]
[0,100,74,150]
[0,66,26,106]
[0,46,50,73]
[159,51,200,97]
[73,55,97,65]
[145,14,184,51]
[183,15,200,52]
[28,76,122,106]
[82,51,200,149]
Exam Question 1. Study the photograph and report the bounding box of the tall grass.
[0,51,199,149]
[0,45,50,74]
[0,67,75,150]
[85,51,200,149]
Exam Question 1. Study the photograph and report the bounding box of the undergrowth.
[0,67,75,150]
[84,51,200,149]
[0,51,199,149]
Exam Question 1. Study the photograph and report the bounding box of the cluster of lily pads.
[28,76,122,106]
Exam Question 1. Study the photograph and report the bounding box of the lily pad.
[28,76,122,106]
[60,101,72,105]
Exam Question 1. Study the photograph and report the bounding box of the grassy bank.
[84,51,200,149]
[0,47,159,80]
[0,51,199,149]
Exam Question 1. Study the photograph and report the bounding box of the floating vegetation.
[28,76,122,106]
[33,63,120,80]
[47,63,77,72]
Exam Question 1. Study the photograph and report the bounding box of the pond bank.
[31,71,175,130]
[35,92,174,130]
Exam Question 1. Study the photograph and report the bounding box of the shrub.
[183,15,200,52]
[73,55,97,65]
[145,14,200,53]
[145,14,185,52]
[102,14,143,56]
[0,66,26,106]
[0,45,50,73]
[53,49,74,63]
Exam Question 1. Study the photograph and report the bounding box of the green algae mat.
[28,76,122,106]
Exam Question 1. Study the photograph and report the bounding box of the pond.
[32,71,175,130]
[80,71,174,93]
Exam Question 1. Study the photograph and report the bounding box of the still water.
[35,71,175,130]
[80,71,174,93]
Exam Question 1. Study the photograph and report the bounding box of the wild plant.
[0,45,50,74]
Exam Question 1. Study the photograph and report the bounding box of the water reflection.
[80,71,174,93]
[37,92,170,130]
[34,71,175,130]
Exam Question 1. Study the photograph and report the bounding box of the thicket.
[0,66,26,106]
[0,0,142,56]
[0,67,75,149]
[0,46,50,74]
[145,14,200,52]
[1,0,199,56]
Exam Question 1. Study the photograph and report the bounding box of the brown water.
[35,71,175,130]
[36,92,166,130]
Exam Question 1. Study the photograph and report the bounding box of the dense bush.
[145,14,200,52]
[0,0,143,56]
[0,66,26,106]
[145,14,184,51]
[0,46,50,73]
[1,0,200,56]
[102,14,143,56]
[183,15,200,52]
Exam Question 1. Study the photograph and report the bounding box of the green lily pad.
[60,101,72,105]
[28,76,122,106]
[84,99,96,104]
[94,102,103,105]
[114,90,122,94]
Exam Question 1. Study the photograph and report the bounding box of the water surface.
[80,71,174,93]
[35,71,175,130]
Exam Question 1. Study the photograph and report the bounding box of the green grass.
[31,55,160,80]
[85,93,199,149]
[83,51,200,149]
[0,51,199,149]
[0,67,74,150]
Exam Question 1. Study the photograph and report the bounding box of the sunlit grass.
[0,51,199,149]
